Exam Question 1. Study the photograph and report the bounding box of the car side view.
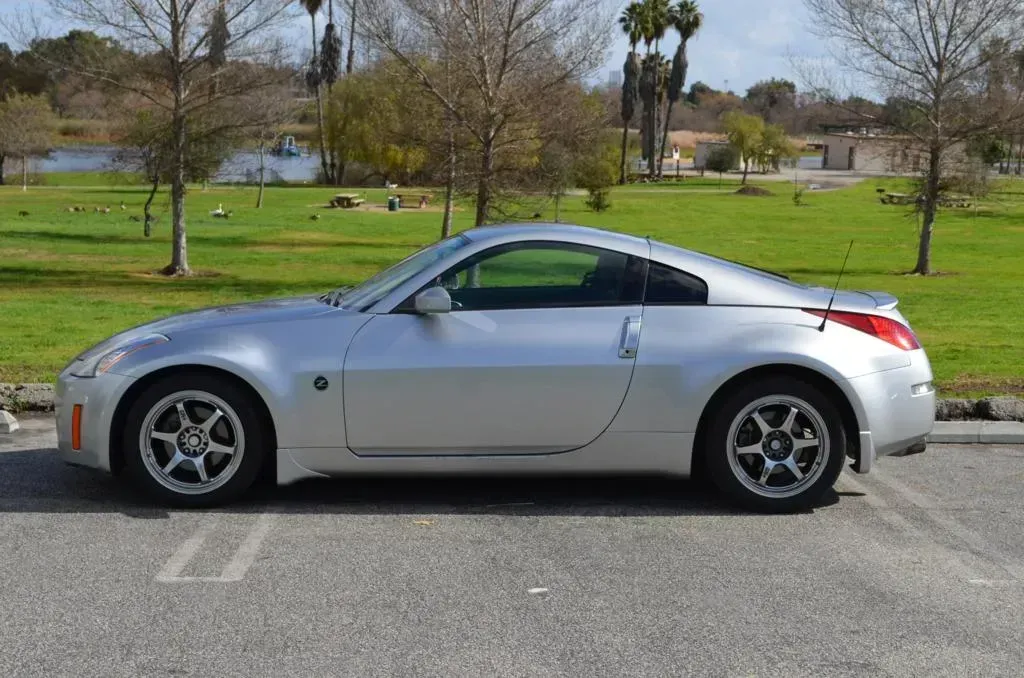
[55,224,935,512]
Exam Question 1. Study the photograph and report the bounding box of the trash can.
[387,196,400,211]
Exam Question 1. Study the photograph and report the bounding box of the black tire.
[705,376,846,513]
[121,372,269,508]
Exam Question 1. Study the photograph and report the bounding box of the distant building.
[821,129,967,172]
[607,70,621,88]
[694,140,740,170]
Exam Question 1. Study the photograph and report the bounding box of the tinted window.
[644,261,708,305]
[407,241,645,311]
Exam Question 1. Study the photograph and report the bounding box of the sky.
[0,0,828,95]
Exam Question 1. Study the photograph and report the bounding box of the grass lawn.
[1,175,1021,397]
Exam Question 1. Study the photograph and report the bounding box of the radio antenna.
[818,240,854,332]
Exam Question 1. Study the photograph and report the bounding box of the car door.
[342,241,647,455]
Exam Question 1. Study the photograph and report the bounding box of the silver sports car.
[55,224,935,511]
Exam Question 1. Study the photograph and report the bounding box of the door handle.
[619,315,642,358]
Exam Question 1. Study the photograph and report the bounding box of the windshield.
[326,234,470,311]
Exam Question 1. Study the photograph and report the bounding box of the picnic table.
[394,192,433,208]
[330,193,365,209]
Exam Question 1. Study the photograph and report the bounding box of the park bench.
[330,193,365,209]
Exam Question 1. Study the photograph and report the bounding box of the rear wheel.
[122,374,268,507]
[706,377,846,513]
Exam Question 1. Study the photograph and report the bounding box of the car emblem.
[313,376,329,391]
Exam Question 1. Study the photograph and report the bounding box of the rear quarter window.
[645,261,708,305]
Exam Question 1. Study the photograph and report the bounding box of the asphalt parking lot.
[2,416,1023,677]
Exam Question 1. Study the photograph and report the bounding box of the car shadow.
[0,448,841,519]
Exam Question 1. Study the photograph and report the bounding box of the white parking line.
[156,514,277,583]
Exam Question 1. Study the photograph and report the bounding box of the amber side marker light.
[71,405,82,451]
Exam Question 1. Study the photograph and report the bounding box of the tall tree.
[320,0,342,182]
[657,0,701,177]
[638,0,669,177]
[301,0,332,184]
[618,2,643,184]
[0,92,55,190]
[345,0,358,74]
[804,0,1024,274]
[364,0,611,227]
[45,0,291,275]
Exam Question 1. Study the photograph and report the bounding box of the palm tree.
[618,3,644,184]
[300,0,331,184]
[658,0,702,177]
[640,0,670,177]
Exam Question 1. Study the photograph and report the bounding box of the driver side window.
[429,241,645,311]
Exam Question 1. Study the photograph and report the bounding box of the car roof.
[462,223,649,254]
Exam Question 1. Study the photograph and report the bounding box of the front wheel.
[706,377,847,513]
[122,374,268,507]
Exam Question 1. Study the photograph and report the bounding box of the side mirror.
[413,286,452,314]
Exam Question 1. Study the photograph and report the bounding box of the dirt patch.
[941,375,1024,396]
[129,270,223,281]
[735,185,774,196]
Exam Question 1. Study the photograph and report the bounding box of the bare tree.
[803,0,1024,274]
[363,0,613,227]
[38,1,292,273]
[244,88,301,207]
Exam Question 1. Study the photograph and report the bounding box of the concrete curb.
[927,421,1024,444]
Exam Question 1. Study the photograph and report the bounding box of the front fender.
[107,313,372,449]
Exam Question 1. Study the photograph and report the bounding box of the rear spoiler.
[858,291,899,310]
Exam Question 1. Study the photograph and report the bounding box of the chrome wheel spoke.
[199,408,224,433]
[750,410,772,437]
[163,451,186,475]
[781,406,799,433]
[758,461,776,485]
[175,402,193,428]
[193,457,209,483]
[792,436,819,450]
[207,441,236,456]
[782,457,804,481]
[151,430,178,444]
[735,443,763,457]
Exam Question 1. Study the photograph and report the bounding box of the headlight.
[70,334,169,378]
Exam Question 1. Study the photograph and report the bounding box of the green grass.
[1,175,1022,397]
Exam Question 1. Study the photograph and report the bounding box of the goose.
[310,213,321,221]
[18,210,29,217]
[210,203,225,217]
[101,206,111,215]
[120,201,126,211]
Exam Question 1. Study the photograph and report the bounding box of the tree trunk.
[256,140,266,208]
[0,154,5,185]
[441,110,455,240]
[741,158,749,184]
[326,2,338,185]
[165,106,190,275]
[658,99,674,178]
[474,135,495,227]
[619,121,629,185]
[310,14,331,185]
[913,147,941,275]
[346,0,357,75]
[21,155,27,191]
[143,173,158,238]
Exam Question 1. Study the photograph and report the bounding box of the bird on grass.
[210,203,225,217]
[101,206,111,215]
[310,213,321,221]
[18,210,29,217]
[120,201,126,211]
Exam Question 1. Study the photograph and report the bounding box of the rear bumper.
[55,371,136,472]
[846,350,935,473]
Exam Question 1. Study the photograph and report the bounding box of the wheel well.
[108,365,279,477]
[691,364,861,477]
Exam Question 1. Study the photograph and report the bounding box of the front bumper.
[55,371,137,472]
[846,350,935,473]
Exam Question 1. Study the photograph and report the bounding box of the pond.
[26,145,322,183]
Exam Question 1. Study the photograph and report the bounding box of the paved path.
[2,417,1023,677]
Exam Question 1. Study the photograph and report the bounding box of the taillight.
[804,309,920,350]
